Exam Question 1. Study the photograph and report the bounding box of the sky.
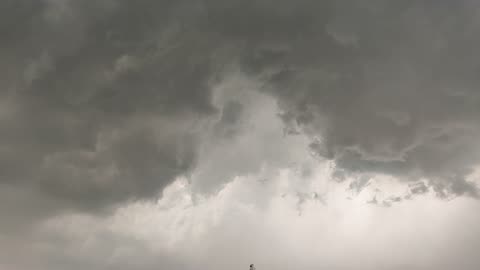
[1,1,480,269]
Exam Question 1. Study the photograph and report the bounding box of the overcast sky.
[2,1,480,269]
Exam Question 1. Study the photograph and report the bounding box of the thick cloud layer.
[3,0,480,213]
[227,0,480,197]
[1,0,221,213]
[2,1,480,269]
[0,0,335,217]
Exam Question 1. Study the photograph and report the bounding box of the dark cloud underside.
[1,0,480,221]
[0,0,219,213]
[3,1,480,270]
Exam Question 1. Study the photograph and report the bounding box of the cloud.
[0,0,223,215]
[2,0,479,218]
[407,181,429,196]
[2,1,480,268]
[235,0,480,197]
[4,175,480,270]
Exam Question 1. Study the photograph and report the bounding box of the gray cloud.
[2,1,480,269]
[1,0,479,231]
[0,0,223,216]
[238,0,480,198]
[408,181,429,196]
[347,175,371,195]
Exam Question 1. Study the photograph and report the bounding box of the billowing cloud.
[0,0,220,215]
[231,0,480,197]
[2,1,480,269]
[3,0,480,214]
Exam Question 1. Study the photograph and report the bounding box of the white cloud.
[28,166,480,270]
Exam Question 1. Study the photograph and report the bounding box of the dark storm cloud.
[0,0,222,214]
[3,1,480,270]
[2,0,480,226]
[233,0,480,198]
